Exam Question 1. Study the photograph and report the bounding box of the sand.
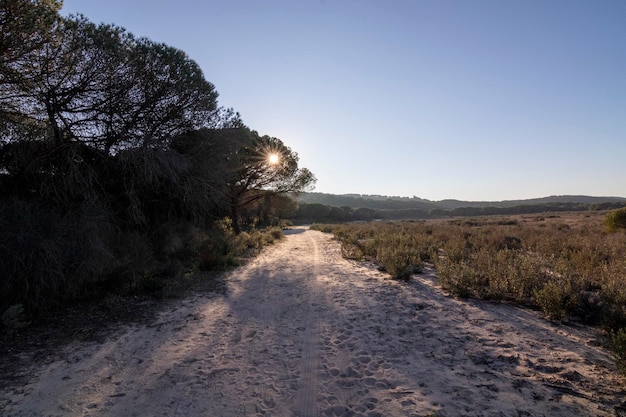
[1,227,624,416]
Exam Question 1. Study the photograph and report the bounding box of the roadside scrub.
[312,212,626,374]
[0,211,283,331]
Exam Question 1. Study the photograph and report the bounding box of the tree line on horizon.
[298,192,626,211]
[293,200,626,223]
[0,0,314,319]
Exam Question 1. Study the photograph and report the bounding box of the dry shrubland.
[312,212,626,371]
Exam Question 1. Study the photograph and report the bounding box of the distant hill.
[297,193,439,211]
[294,193,626,221]
[435,195,626,210]
[298,192,626,210]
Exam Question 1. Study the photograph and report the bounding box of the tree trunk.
[231,200,241,234]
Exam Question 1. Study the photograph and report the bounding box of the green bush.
[195,224,284,271]
[533,281,573,320]
[376,244,421,280]
[605,208,626,233]
[437,260,481,299]
[197,230,229,271]
[270,227,284,241]
[310,223,337,234]
[610,328,626,373]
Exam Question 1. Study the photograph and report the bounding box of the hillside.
[295,192,626,220]
[297,193,440,211]
[436,195,626,209]
[299,192,625,210]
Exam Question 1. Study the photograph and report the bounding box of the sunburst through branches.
[268,153,280,165]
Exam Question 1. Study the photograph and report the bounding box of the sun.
[268,153,280,165]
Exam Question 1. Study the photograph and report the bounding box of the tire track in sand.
[294,233,322,417]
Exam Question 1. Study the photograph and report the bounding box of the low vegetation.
[312,212,626,371]
[605,207,626,233]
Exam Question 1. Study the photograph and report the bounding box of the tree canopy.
[1,11,218,152]
[0,2,315,315]
[172,127,315,233]
[227,129,315,232]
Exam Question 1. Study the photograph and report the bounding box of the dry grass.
[312,212,626,369]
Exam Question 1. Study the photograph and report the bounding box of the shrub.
[375,240,421,280]
[310,223,337,234]
[106,231,158,293]
[533,281,573,320]
[269,227,284,240]
[1,304,31,331]
[197,231,229,271]
[605,208,626,233]
[195,224,284,271]
[610,328,626,373]
[437,260,478,299]
[0,198,115,315]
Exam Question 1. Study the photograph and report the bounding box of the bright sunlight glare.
[268,153,280,165]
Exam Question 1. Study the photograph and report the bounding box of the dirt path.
[1,227,624,416]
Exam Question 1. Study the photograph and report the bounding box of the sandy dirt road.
[1,227,624,416]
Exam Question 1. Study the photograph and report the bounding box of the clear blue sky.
[61,0,625,201]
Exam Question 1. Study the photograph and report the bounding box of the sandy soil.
[1,227,624,417]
